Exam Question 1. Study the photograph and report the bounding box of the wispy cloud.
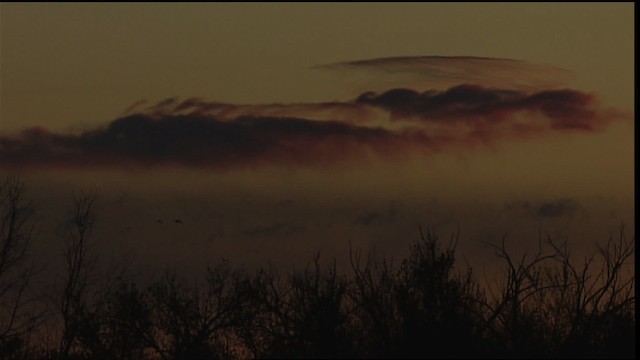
[126,97,380,125]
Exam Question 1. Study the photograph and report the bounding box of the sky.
[0,3,634,278]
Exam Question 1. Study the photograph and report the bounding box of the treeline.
[0,176,635,359]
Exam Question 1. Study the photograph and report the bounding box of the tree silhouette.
[0,180,634,359]
[347,245,399,358]
[0,176,43,358]
[481,228,635,358]
[58,190,98,359]
[245,253,351,358]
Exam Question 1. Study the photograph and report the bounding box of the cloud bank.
[0,56,623,171]
[0,114,418,170]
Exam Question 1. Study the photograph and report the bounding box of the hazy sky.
[0,3,634,276]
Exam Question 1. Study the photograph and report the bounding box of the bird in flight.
[156,220,164,224]
[174,219,184,224]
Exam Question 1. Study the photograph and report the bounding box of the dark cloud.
[356,85,614,131]
[0,83,622,171]
[141,85,617,135]
[536,199,580,219]
[505,199,581,219]
[355,201,401,227]
[241,222,306,238]
[0,113,429,170]
[355,211,383,226]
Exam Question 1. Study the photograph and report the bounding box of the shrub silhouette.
[392,228,486,358]
[236,254,351,359]
[74,280,150,360]
[142,261,251,359]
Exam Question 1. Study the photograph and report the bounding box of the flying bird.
[174,219,184,224]
[156,220,164,224]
